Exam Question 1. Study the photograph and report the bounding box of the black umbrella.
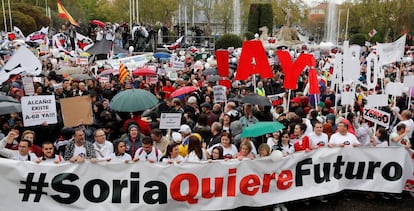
[0,95,19,103]
[241,94,271,106]
[0,101,22,115]
[203,68,217,76]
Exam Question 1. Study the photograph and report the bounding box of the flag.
[52,32,68,50]
[369,28,377,38]
[376,34,406,65]
[13,26,25,39]
[25,27,49,45]
[57,0,80,27]
[119,62,129,84]
[75,32,94,51]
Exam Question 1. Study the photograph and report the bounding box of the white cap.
[172,132,182,143]
[178,124,191,134]
[187,96,197,104]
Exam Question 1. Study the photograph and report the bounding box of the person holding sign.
[329,122,361,147]
[389,124,412,149]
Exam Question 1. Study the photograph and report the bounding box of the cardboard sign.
[213,85,227,103]
[159,113,182,129]
[366,94,388,108]
[21,95,57,127]
[60,96,93,127]
[22,77,35,96]
[363,107,390,128]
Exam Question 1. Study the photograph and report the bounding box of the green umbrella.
[240,121,285,138]
[110,89,158,112]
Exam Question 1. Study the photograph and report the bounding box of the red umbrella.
[170,86,197,98]
[91,20,106,28]
[132,67,156,77]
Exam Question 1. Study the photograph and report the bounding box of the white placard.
[363,107,391,128]
[385,82,404,96]
[403,75,414,87]
[340,92,355,105]
[21,95,57,127]
[366,94,388,108]
[159,113,182,129]
[22,77,34,96]
[172,61,185,69]
[213,85,227,103]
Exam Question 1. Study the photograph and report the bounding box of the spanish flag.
[119,62,129,84]
[57,0,80,27]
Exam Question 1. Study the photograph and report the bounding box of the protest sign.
[0,148,412,210]
[60,96,93,127]
[22,77,35,96]
[159,113,182,129]
[213,85,227,103]
[21,95,57,127]
[363,107,391,128]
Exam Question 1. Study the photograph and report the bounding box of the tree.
[215,34,242,49]
[11,3,50,28]
[0,11,37,34]
[247,4,273,34]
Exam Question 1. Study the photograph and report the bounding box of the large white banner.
[21,95,57,127]
[0,148,413,211]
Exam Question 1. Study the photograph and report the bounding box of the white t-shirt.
[277,143,295,155]
[329,132,360,147]
[389,132,411,147]
[73,145,87,157]
[133,147,162,162]
[161,155,184,164]
[267,137,279,151]
[308,132,329,148]
[393,119,414,138]
[109,153,132,161]
[207,143,238,158]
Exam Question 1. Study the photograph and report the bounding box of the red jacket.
[294,136,311,151]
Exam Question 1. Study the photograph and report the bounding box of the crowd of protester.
[1,41,414,210]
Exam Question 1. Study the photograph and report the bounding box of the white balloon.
[270,150,283,162]
[128,46,134,53]
[179,50,185,56]
[231,57,237,63]
[50,58,57,65]
[204,63,210,69]
[180,55,186,61]
[200,48,205,53]
[52,49,60,57]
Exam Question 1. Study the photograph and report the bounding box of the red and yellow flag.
[57,0,80,27]
[119,62,129,84]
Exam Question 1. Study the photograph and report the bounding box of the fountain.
[323,0,338,45]
[233,0,241,35]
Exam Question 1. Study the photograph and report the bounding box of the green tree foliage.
[11,3,50,29]
[349,33,367,46]
[247,4,273,34]
[0,11,37,34]
[215,34,242,49]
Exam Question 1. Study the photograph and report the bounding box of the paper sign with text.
[363,107,391,128]
[21,95,57,127]
[159,113,182,129]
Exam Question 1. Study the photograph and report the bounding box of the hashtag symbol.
[19,173,49,202]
